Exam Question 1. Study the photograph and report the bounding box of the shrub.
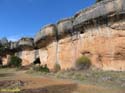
[54,63,61,72]
[42,64,50,72]
[8,56,22,68]
[75,56,91,70]
[33,64,50,73]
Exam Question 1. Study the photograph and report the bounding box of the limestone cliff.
[0,0,125,71]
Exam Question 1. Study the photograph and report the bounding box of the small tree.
[54,63,61,72]
[75,56,91,70]
[8,56,22,68]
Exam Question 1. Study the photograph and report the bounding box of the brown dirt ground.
[0,69,125,93]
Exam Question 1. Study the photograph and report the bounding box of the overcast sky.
[0,0,95,41]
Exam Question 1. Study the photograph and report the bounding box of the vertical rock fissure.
[71,31,78,68]
[34,49,39,60]
[56,40,59,65]
[79,28,83,49]
[55,29,59,65]
[94,7,103,67]
[92,19,103,68]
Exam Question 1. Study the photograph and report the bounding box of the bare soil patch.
[0,69,125,93]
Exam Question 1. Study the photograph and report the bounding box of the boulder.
[10,41,18,50]
[34,24,57,48]
[18,37,34,50]
[57,18,73,38]
[73,0,125,27]
[0,37,8,46]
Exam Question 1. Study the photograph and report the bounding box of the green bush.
[33,64,50,73]
[75,56,91,70]
[8,56,22,68]
[54,63,61,72]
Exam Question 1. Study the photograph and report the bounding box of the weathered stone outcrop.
[73,0,125,28]
[0,0,125,71]
[10,41,18,50]
[15,50,35,66]
[15,37,35,66]
[2,55,11,66]
[76,24,125,71]
[18,37,34,50]
[34,24,57,48]
[34,24,58,69]
[57,18,73,38]
[70,0,125,71]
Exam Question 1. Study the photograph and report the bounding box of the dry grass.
[0,68,125,93]
[52,70,125,88]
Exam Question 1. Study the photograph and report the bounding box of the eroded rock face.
[58,37,81,70]
[38,48,48,66]
[34,24,57,48]
[10,41,18,50]
[46,42,57,69]
[57,18,73,38]
[11,21,125,71]
[18,37,34,50]
[73,0,124,27]
[78,25,125,71]
[2,55,11,66]
[16,50,35,66]
[54,20,125,71]
[1,0,125,71]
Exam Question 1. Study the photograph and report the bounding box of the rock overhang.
[18,37,34,50]
[10,41,18,49]
[57,17,74,38]
[73,0,125,29]
[1,0,124,51]
[33,0,125,49]
[34,24,57,48]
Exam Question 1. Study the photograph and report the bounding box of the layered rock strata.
[0,0,125,71]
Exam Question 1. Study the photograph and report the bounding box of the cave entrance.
[33,57,41,65]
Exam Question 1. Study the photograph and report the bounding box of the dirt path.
[0,70,125,93]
